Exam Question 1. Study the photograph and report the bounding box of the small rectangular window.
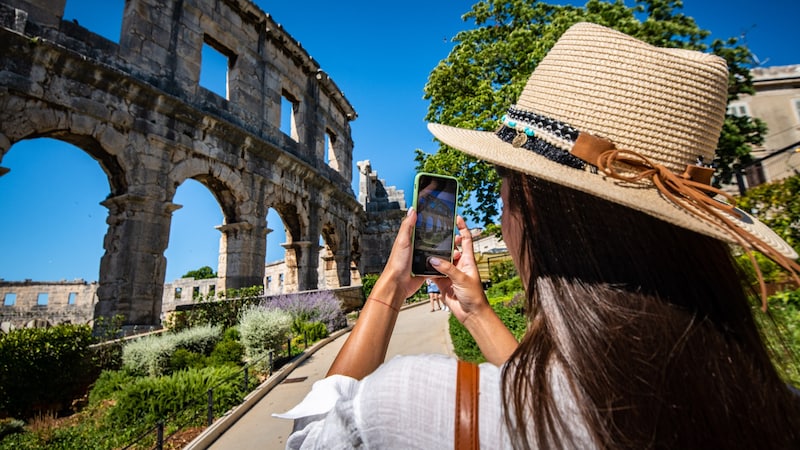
[727,102,749,117]
[281,92,299,142]
[209,285,216,297]
[63,0,124,44]
[325,129,339,170]
[175,287,182,299]
[279,273,284,286]
[3,293,16,306]
[37,293,48,306]
[266,276,272,289]
[68,292,77,305]
[193,286,200,299]
[200,39,231,99]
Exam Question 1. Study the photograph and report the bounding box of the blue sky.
[1,0,797,282]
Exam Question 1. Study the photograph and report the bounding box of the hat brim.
[428,122,798,259]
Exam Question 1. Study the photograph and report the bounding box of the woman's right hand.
[427,215,491,324]
[430,215,519,364]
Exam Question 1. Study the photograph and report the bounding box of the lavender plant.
[261,291,346,332]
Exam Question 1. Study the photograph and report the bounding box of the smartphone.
[411,173,459,276]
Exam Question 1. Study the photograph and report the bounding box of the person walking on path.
[426,278,442,311]
[276,22,800,449]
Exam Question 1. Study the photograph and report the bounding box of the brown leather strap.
[455,360,480,450]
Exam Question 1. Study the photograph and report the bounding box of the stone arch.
[1,0,365,332]
[168,157,250,222]
[0,109,128,197]
[319,221,340,289]
[168,158,267,291]
[267,199,309,293]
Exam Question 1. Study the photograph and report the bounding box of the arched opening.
[165,178,223,283]
[0,138,109,282]
[319,224,339,290]
[264,208,289,295]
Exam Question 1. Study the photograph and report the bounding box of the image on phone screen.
[411,173,458,276]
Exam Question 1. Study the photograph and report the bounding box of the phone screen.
[411,173,458,276]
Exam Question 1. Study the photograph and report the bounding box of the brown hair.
[499,171,800,449]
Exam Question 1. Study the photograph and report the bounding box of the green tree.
[737,174,800,253]
[419,0,763,226]
[182,265,216,279]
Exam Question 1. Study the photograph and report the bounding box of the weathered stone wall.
[161,277,219,312]
[0,277,364,330]
[0,279,97,330]
[0,0,367,329]
[357,160,407,275]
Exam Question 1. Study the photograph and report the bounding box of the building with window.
[728,64,800,190]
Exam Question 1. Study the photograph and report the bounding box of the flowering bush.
[262,291,346,333]
[237,307,292,361]
[121,324,222,377]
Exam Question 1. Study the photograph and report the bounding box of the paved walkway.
[190,301,454,449]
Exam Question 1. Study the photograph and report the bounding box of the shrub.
[168,348,208,373]
[449,313,486,363]
[757,288,800,385]
[263,291,346,333]
[238,307,292,361]
[449,300,527,364]
[291,320,329,349]
[166,285,265,331]
[486,275,523,298]
[121,333,175,377]
[0,324,98,417]
[361,274,379,298]
[171,324,222,355]
[121,325,221,377]
[104,365,245,438]
[489,259,518,284]
[88,370,136,406]
[209,339,245,367]
[0,418,25,439]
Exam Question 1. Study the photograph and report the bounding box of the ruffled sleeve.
[273,374,362,449]
[274,354,509,449]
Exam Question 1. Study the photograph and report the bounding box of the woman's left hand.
[371,207,426,301]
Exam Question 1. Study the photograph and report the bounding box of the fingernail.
[429,257,441,266]
[407,207,414,217]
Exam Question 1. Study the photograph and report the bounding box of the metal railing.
[120,334,311,450]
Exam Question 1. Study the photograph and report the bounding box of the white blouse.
[275,354,592,449]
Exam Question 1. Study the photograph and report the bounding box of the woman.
[277,22,800,448]
[427,278,443,311]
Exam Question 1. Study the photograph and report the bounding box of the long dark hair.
[499,171,800,449]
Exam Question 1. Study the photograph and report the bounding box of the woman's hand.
[427,216,491,323]
[430,215,519,365]
[372,208,426,300]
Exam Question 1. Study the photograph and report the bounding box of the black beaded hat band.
[497,106,585,171]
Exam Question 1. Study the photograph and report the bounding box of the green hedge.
[450,299,527,364]
[0,324,98,418]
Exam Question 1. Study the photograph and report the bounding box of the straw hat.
[428,22,797,264]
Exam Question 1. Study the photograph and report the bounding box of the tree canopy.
[182,266,216,280]
[417,0,764,226]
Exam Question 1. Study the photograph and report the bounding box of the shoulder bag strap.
[455,359,480,450]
